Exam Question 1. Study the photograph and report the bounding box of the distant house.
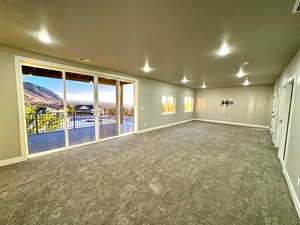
[45,106,59,112]
[75,105,94,113]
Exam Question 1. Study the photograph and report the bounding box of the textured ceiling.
[0,0,300,88]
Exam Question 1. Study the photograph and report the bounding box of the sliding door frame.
[15,56,139,159]
[62,71,69,147]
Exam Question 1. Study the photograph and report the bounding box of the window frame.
[161,95,176,116]
[184,96,194,113]
[15,55,139,160]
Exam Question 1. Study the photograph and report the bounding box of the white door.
[278,80,294,163]
[275,88,284,148]
[270,95,277,141]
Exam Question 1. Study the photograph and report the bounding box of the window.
[161,96,176,114]
[184,96,193,112]
[20,64,136,155]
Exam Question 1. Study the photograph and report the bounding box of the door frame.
[15,56,139,159]
[277,77,296,166]
[274,87,283,148]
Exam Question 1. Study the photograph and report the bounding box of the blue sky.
[23,75,134,106]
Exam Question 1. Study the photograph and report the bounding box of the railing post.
[35,113,39,134]
[73,112,76,129]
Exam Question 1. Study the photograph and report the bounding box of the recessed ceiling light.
[38,29,52,44]
[217,41,232,57]
[236,61,249,77]
[243,78,250,86]
[181,76,189,83]
[201,81,207,88]
[142,61,153,73]
[242,61,249,66]
[236,68,246,78]
[79,57,91,63]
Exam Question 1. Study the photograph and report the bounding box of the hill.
[23,82,63,107]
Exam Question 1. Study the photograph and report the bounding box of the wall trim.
[137,119,195,134]
[268,128,276,145]
[283,167,300,218]
[0,156,26,167]
[195,118,270,129]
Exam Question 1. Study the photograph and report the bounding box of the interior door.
[278,80,294,162]
[270,96,276,135]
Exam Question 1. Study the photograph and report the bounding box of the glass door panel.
[120,81,134,134]
[98,77,118,139]
[22,65,65,154]
[66,72,95,146]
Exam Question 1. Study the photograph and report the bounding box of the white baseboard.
[136,119,194,134]
[283,167,300,218]
[0,156,26,167]
[195,118,270,129]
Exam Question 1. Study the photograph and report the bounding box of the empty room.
[1,0,300,224]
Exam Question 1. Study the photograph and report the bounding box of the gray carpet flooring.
[0,121,299,225]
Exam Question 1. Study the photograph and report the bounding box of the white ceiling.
[0,0,300,88]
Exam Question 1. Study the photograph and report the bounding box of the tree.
[25,104,64,134]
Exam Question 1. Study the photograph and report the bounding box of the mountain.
[23,82,63,107]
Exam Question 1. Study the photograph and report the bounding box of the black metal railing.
[26,112,134,134]
[68,112,96,129]
[26,112,65,134]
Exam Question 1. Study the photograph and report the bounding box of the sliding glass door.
[66,72,95,146]
[22,66,65,154]
[120,81,134,135]
[21,64,135,155]
[98,78,118,139]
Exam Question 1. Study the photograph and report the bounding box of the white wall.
[272,50,300,216]
[195,85,273,127]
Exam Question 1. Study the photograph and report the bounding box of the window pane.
[161,96,175,113]
[168,96,175,113]
[22,65,65,154]
[162,96,168,113]
[120,81,134,135]
[98,77,118,139]
[167,97,172,112]
[185,96,193,112]
[66,72,95,146]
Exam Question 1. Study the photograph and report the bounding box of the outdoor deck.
[27,123,133,154]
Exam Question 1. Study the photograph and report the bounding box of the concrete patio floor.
[27,123,133,154]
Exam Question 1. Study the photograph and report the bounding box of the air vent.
[293,0,300,14]
[78,57,91,63]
